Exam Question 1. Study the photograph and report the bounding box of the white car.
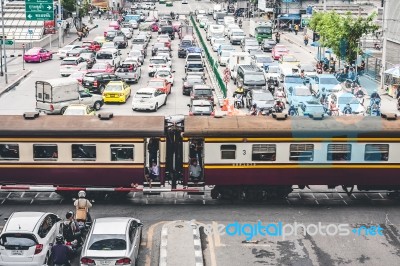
[130,20,138,29]
[121,28,133,39]
[157,53,172,67]
[0,212,62,266]
[154,68,175,86]
[128,50,144,65]
[132,87,167,112]
[124,56,141,66]
[80,217,142,266]
[60,57,87,77]
[218,50,232,66]
[212,38,226,52]
[148,56,169,77]
[101,42,117,49]
[252,54,274,69]
[57,45,80,59]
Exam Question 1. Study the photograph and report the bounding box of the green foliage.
[61,0,76,12]
[309,11,379,63]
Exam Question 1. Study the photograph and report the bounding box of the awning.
[277,14,301,21]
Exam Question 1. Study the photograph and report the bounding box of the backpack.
[63,222,74,241]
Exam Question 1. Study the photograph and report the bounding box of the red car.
[147,78,172,95]
[151,23,159,32]
[23,47,52,63]
[88,63,115,73]
[82,41,101,52]
[171,21,182,32]
[272,45,289,60]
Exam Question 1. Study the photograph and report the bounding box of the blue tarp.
[277,14,301,21]
[186,46,202,53]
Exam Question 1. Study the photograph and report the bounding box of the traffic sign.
[0,39,14,45]
[25,0,54,21]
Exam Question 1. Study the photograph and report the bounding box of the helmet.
[78,190,86,198]
[66,211,74,219]
[56,234,64,244]
[347,103,350,106]
[252,103,257,108]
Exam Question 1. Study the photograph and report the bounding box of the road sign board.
[0,39,14,45]
[25,0,54,21]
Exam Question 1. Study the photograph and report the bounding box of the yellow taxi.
[102,80,131,103]
[279,54,300,67]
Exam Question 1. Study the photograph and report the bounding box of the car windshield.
[194,89,212,96]
[106,85,123,91]
[96,53,113,59]
[220,45,234,50]
[106,31,117,37]
[244,74,265,82]
[80,53,92,59]
[294,87,311,96]
[156,71,170,77]
[194,106,212,112]
[285,76,303,83]
[320,77,339,85]
[187,78,203,84]
[154,43,165,49]
[256,56,273,63]
[232,32,245,36]
[133,39,145,43]
[61,60,77,65]
[102,43,115,49]
[246,41,259,46]
[129,51,141,56]
[338,96,360,105]
[26,49,40,55]
[188,63,203,68]
[302,65,315,72]
[0,234,37,249]
[277,49,288,52]
[282,56,297,62]
[267,66,279,73]
[253,92,273,101]
[88,234,126,251]
[220,51,231,57]
[135,92,153,98]
[64,108,86,115]
[83,76,96,81]
[214,39,225,44]
[148,81,164,87]
[114,37,124,41]
[150,59,166,64]
[92,64,107,69]
[306,105,325,113]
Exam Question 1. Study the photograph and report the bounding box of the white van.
[95,48,122,67]
[223,16,235,27]
[212,4,222,20]
[207,24,225,41]
[228,52,251,81]
[225,24,240,36]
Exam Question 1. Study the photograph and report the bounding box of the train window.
[33,144,58,161]
[221,145,236,159]
[72,144,96,161]
[0,144,19,160]
[289,144,314,161]
[327,144,351,161]
[364,144,389,161]
[111,144,134,161]
[252,144,276,161]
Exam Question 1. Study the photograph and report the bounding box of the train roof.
[183,115,400,138]
[0,114,165,138]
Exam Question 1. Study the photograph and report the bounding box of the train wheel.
[342,185,354,197]
[211,187,220,199]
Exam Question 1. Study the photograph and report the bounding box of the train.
[0,112,400,200]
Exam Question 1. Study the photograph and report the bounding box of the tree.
[61,0,76,12]
[309,11,379,63]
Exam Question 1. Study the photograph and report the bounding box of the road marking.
[145,221,166,266]
[212,221,224,247]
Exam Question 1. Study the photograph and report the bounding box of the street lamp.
[1,0,8,83]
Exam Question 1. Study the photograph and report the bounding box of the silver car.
[80,217,142,266]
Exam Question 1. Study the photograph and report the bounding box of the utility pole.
[381,0,388,90]
[1,0,8,84]
[323,0,327,11]
[58,0,62,48]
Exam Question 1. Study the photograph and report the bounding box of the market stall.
[384,66,400,98]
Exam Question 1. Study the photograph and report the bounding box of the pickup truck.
[115,63,142,83]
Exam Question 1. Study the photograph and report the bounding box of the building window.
[33,144,58,161]
[290,144,314,161]
[327,144,351,161]
[0,144,19,161]
[252,144,276,161]
[111,144,134,161]
[221,145,236,159]
[364,144,389,161]
[72,144,96,161]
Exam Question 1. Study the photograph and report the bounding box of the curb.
[0,70,32,97]
[159,226,168,266]
[192,223,204,266]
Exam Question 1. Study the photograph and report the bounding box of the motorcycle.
[275,34,280,43]
[260,108,274,116]
[238,21,242,29]
[288,105,298,116]
[234,94,244,109]
[274,101,284,113]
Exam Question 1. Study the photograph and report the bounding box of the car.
[159,0,166,3]
[297,100,326,117]
[263,65,280,84]
[217,44,235,56]
[80,52,96,69]
[218,50,232,66]
[199,18,209,28]
[191,84,215,104]
[251,54,274,69]
[82,72,121,94]
[132,36,148,49]
[261,39,277,52]
[151,42,166,56]
[328,91,365,115]
[131,44,147,58]
[121,28,133,39]
[212,38,226,52]
[124,57,141,67]
[95,48,122,67]
[279,54,300,66]
[105,30,124,42]
[132,87,167,111]
[102,80,131,103]
[241,38,260,53]
[230,29,246,44]
[23,47,52,63]
[148,56,169,77]
[63,104,95,115]
[272,45,289,60]
[60,57,88,77]
[0,212,62,266]
[282,75,306,94]
[188,99,215,116]
[88,62,115,73]
[80,217,142,266]
[300,64,317,76]
[113,36,128,49]
[309,74,341,95]
[115,62,142,83]
[185,61,205,73]
[109,21,121,30]
[166,1,173,7]
[101,41,117,49]
[130,20,139,29]
[57,44,80,59]
[92,36,106,46]
[182,74,206,95]
[286,85,316,107]
[246,89,275,110]
[182,0,188,3]
[154,68,175,86]
[128,50,144,65]
[66,47,91,57]
[159,25,175,40]
[147,78,172,94]
[69,70,87,84]
[156,47,172,58]
[86,40,102,52]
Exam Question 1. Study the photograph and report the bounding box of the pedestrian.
[98,10,102,19]
[294,24,299,35]
[304,35,309,46]
[288,23,292,33]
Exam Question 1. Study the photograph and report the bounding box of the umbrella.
[384,66,400,78]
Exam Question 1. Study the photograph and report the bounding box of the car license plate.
[85,82,90,85]
[11,250,23,255]
[100,260,111,265]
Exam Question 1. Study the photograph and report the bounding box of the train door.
[165,116,184,189]
[144,137,160,188]
[188,138,204,187]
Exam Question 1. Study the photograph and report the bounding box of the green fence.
[190,16,227,98]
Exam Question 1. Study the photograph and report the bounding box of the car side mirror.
[187,104,190,107]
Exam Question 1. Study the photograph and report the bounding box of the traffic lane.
[0,204,399,265]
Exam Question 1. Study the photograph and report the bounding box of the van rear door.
[35,81,53,111]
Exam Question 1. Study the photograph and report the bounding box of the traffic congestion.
[0,1,400,266]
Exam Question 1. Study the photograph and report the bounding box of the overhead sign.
[25,0,54,21]
[0,39,14,45]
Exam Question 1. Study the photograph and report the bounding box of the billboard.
[91,0,109,9]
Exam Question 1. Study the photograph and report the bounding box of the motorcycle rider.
[304,34,309,46]
[233,86,245,107]
[238,19,243,28]
[74,190,92,223]
[275,31,280,43]
[342,103,353,115]
[63,211,81,245]
[274,99,284,113]
[274,87,286,109]
[51,235,72,266]
[250,103,258,116]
